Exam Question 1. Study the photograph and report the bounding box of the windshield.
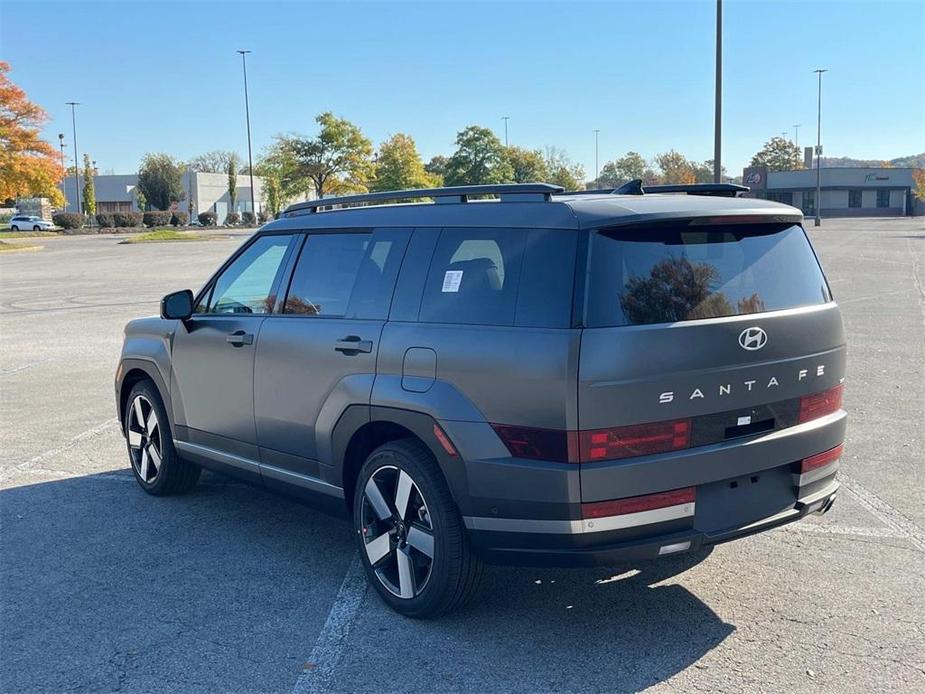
[586,223,831,327]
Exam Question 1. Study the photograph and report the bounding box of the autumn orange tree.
[913,169,925,201]
[0,61,65,206]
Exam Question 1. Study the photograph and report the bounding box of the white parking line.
[292,554,369,694]
[0,418,119,483]
[840,474,925,552]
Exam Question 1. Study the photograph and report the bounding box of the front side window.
[419,228,526,326]
[586,223,831,327]
[202,235,292,314]
[284,233,371,316]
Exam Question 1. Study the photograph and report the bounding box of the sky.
[2,0,923,179]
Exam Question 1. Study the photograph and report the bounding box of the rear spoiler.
[568,181,750,198]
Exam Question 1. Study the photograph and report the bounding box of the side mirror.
[161,289,194,320]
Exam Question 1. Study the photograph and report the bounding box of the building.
[742,166,923,217]
[58,172,288,219]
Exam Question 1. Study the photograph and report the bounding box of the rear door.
[253,228,411,488]
[577,220,846,487]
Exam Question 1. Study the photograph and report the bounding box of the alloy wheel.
[127,395,163,484]
[360,465,435,599]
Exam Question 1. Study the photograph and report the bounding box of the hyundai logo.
[738,327,768,351]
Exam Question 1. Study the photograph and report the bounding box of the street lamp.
[713,0,722,183]
[66,102,81,214]
[237,50,257,218]
[501,116,510,147]
[813,69,827,227]
[593,129,600,183]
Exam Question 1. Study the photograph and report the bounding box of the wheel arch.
[117,359,171,428]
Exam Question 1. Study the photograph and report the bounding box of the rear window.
[586,223,831,327]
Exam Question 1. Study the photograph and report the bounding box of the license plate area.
[694,466,795,534]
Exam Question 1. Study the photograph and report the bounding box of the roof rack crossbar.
[284,183,565,215]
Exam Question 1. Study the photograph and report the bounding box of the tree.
[424,155,448,182]
[505,146,548,183]
[913,169,925,201]
[137,153,185,210]
[444,125,513,186]
[750,136,803,171]
[134,187,146,212]
[544,147,585,190]
[655,150,697,184]
[0,61,65,205]
[189,150,241,174]
[596,151,651,187]
[227,156,238,212]
[262,170,282,218]
[371,133,438,192]
[270,112,374,198]
[81,154,95,216]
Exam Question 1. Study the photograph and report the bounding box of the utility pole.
[813,69,827,227]
[237,50,256,218]
[502,116,510,147]
[593,129,600,183]
[66,102,81,214]
[792,124,801,149]
[713,0,722,183]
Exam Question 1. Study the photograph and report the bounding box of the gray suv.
[116,182,846,617]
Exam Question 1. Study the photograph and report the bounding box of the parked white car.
[8,215,56,231]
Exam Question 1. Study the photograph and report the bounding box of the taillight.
[800,443,843,473]
[582,487,695,519]
[799,384,844,423]
[490,424,578,464]
[578,419,691,461]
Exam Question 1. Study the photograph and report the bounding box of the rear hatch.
[577,218,846,502]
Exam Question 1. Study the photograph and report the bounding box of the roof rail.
[607,179,748,197]
[284,183,565,215]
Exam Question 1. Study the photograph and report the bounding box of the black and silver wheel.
[354,438,482,618]
[33,225,41,231]
[10,225,18,231]
[123,380,200,495]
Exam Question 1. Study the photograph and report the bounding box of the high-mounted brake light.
[578,419,691,461]
[800,443,844,473]
[799,384,844,423]
[582,487,696,520]
[490,424,578,464]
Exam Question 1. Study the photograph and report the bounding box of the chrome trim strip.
[463,502,695,535]
[175,440,260,473]
[794,459,839,487]
[260,463,344,498]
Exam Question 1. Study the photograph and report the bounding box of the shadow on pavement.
[0,470,355,693]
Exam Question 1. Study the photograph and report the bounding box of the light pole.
[712,0,722,183]
[813,69,827,227]
[57,134,68,210]
[66,102,81,214]
[792,124,801,149]
[502,116,510,147]
[593,129,600,183]
[237,50,256,218]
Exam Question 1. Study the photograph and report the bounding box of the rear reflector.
[582,487,695,519]
[490,424,578,464]
[800,443,844,473]
[579,419,691,461]
[799,384,843,423]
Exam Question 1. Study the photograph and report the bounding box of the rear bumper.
[467,478,838,567]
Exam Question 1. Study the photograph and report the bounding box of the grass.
[0,230,59,239]
[119,229,214,244]
[0,240,43,253]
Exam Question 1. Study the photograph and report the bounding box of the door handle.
[334,336,373,354]
[226,330,254,346]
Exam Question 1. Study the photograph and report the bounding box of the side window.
[284,233,371,316]
[419,228,526,326]
[202,235,293,314]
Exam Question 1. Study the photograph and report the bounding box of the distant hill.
[818,153,924,168]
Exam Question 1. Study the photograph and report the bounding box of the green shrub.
[257,211,268,224]
[198,211,216,226]
[143,210,171,227]
[95,213,115,228]
[52,213,84,229]
[224,212,240,226]
[170,211,189,226]
[241,211,256,226]
[113,211,143,227]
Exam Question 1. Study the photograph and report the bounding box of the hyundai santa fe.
[115,181,846,617]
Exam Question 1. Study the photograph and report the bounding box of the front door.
[171,234,295,466]
[254,228,410,489]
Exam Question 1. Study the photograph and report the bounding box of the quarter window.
[202,235,293,314]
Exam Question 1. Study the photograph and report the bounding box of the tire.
[123,380,200,495]
[353,438,483,618]
[33,225,41,231]
[10,225,18,231]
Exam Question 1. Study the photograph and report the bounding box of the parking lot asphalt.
[1,218,923,693]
